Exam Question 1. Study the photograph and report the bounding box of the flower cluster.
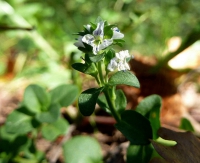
[74,18,131,73]
[107,50,131,71]
[75,20,124,55]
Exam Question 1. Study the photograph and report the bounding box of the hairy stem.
[97,61,105,85]
[104,88,120,123]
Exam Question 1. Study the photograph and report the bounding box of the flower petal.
[107,58,118,71]
[82,34,95,45]
[93,21,104,38]
[112,27,124,39]
[116,50,130,60]
[124,62,130,70]
[107,50,131,72]
[74,36,85,48]
[92,44,99,55]
[99,39,113,50]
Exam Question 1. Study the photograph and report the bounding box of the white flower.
[74,36,85,48]
[112,27,124,39]
[81,21,124,55]
[107,50,131,71]
[82,34,95,45]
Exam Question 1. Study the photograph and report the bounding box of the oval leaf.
[35,104,60,123]
[108,71,140,88]
[63,136,102,163]
[135,95,162,139]
[179,117,194,132]
[72,63,97,76]
[127,144,153,163]
[78,87,104,116]
[115,110,152,145]
[23,84,50,114]
[5,110,33,135]
[41,117,69,141]
[115,89,127,114]
[50,84,79,107]
[71,63,87,73]
[89,52,105,62]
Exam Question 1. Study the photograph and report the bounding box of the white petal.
[117,61,125,71]
[124,62,130,70]
[107,58,118,71]
[74,36,85,48]
[123,50,130,58]
[93,21,104,38]
[82,34,95,45]
[112,31,124,39]
[116,50,130,60]
[116,51,125,60]
[112,27,124,39]
[99,39,113,50]
[92,44,99,55]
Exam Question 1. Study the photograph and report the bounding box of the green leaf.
[71,63,88,73]
[89,52,105,62]
[78,87,104,116]
[135,95,162,139]
[115,110,152,145]
[104,25,114,38]
[35,104,60,123]
[23,84,50,114]
[0,126,16,152]
[115,89,127,114]
[108,71,140,88]
[63,136,102,163]
[97,94,109,113]
[113,39,125,47]
[72,63,97,76]
[41,117,69,141]
[127,144,153,163]
[77,44,93,54]
[50,84,79,107]
[5,110,33,135]
[179,117,194,132]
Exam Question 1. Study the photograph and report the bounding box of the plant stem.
[104,88,120,123]
[97,61,105,85]
[94,75,101,86]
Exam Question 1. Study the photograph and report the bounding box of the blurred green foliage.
[1,0,200,85]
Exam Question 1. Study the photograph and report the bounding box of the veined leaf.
[108,71,140,88]
[78,87,104,116]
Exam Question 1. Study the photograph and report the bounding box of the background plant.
[0,84,79,163]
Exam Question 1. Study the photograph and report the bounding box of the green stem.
[105,72,109,83]
[104,88,120,123]
[94,75,101,86]
[97,61,105,85]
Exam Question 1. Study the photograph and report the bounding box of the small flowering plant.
[73,18,163,161]
[73,18,139,118]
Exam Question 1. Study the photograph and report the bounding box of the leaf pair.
[5,84,79,136]
[117,95,161,147]
[97,89,126,114]
[78,71,140,116]
[122,95,162,163]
